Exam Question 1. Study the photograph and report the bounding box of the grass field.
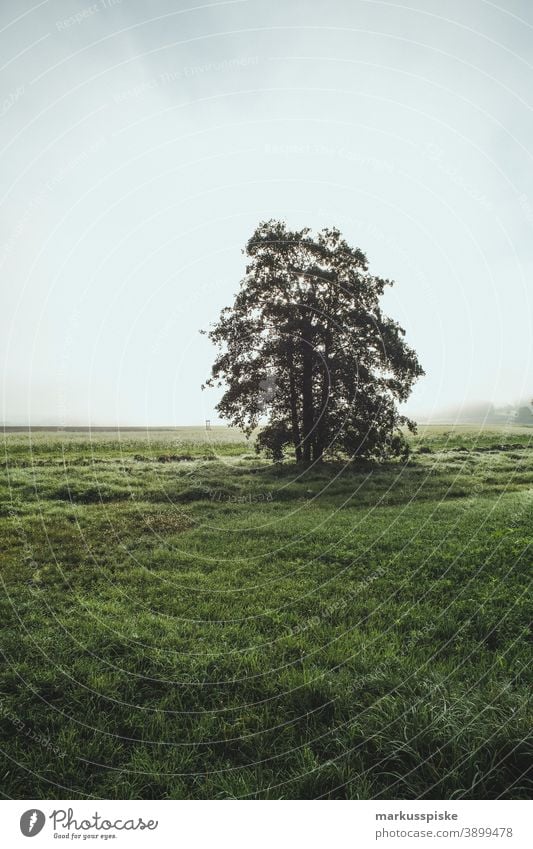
[0,424,531,799]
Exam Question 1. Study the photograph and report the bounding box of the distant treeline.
[424,401,533,425]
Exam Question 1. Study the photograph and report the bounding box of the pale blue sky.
[1,0,532,425]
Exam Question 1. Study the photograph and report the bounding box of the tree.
[515,403,533,425]
[202,220,424,463]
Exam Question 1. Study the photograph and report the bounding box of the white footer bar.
[2,799,531,848]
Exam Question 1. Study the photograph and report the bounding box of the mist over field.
[1,0,532,427]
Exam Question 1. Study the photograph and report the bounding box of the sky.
[1,0,532,426]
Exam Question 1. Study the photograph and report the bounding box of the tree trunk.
[312,439,323,462]
[301,327,314,463]
[286,343,302,463]
[314,339,330,462]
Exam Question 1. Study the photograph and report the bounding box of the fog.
[1,0,532,425]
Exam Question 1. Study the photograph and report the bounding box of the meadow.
[0,424,531,799]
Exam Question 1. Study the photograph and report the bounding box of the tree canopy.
[203,220,424,463]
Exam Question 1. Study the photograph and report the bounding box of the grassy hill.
[0,425,531,798]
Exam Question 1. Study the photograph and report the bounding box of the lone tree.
[203,220,424,463]
[515,402,533,425]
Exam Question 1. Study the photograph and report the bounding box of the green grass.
[0,425,531,799]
